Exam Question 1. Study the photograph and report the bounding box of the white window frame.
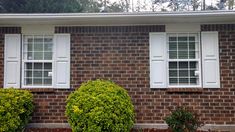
[166,32,202,88]
[21,34,54,88]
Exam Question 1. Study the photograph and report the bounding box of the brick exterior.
[1,24,235,131]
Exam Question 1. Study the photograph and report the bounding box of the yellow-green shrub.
[0,88,34,132]
[66,80,135,132]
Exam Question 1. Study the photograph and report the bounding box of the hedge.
[0,88,34,132]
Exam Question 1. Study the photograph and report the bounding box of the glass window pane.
[190,70,196,77]
[179,78,189,84]
[33,71,42,78]
[33,79,42,85]
[25,63,32,69]
[179,70,188,77]
[44,52,52,60]
[25,78,32,85]
[44,79,52,85]
[44,43,53,51]
[189,42,195,50]
[169,78,178,84]
[169,70,177,77]
[169,42,177,50]
[34,63,43,69]
[34,44,43,51]
[169,62,177,69]
[169,51,177,59]
[189,36,195,41]
[179,62,188,69]
[27,44,33,51]
[178,37,187,41]
[178,51,188,59]
[34,52,43,60]
[27,52,33,60]
[190,78,197,84]
[190,62,196,68]
[169,37,177,41]
[189,51,196,59]
[178,42,188,50]
[34,37,43,43]
[26,71,32,77]
[44,38,53,43]
[44,63,52,70]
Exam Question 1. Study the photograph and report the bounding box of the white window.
[150,31,220,89]
[4,33,71,89]
[167,33,201,87]
[22,35,53,87]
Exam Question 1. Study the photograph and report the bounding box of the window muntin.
[168,33,200,86]
[23,35,53,87]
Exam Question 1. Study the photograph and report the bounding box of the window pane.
[169,42,177,50]
[26,71,32,77]
[44,52,52,60]
[25,78,32,85]
[178,37,187,41]
[189,51,196,59]
[189,36,195,41]
[190,62,196,68]
[179,62,188,69]
[44,63,52,69]
[169,51,177,59]
[178,51,188,59]
[190,78,197,84]
[33,79,42,85]
[27,52,33,60]
[28,44,33,51]
[169,62,177,69]
[189,42,195,50]
[34,44,43,51]
[179,78,189,84]
[169,70,177,77]
[178,42,188,50]
[169,37,177,41]
[44,43,53,51]
[33,71,42,78]
[34,52,43,60]
[44,38,53,43]
[44,79,52,85]
[26,63,32,69]
[34,63,43,69]
[169,78,178,84]
[179,70,188,77]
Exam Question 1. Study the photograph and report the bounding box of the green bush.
[0,88,34,132]
[66,79,135,132]
[164,106,204,132]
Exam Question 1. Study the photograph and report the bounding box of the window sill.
[166,88,203,93]
[21,88,55,93]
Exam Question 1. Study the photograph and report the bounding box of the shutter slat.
[150,33,167,88]
[54,34,70,88]
[4,34,21,88]
[201,31,220,88]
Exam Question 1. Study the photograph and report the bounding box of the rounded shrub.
[0,88,34,132]
[66,79,135,132]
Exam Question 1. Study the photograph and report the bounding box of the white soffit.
[0,10,235,25]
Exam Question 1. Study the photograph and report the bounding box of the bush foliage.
[66,79,135,132]
[0,88,34,132]
[164,106,204,132]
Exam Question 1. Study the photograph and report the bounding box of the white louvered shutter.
[54,34,70,88]
[150,33,167,88]
[201,31,220,88]
[4,34,21,88]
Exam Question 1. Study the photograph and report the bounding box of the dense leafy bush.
[66,79,135,132]
[164,106,204,132]
[0,88,34,132]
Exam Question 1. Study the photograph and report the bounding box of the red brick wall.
[1,24,235,126]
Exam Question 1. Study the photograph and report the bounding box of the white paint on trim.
[27,123,235,131]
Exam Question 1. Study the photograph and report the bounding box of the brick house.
[1,11,235,131]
